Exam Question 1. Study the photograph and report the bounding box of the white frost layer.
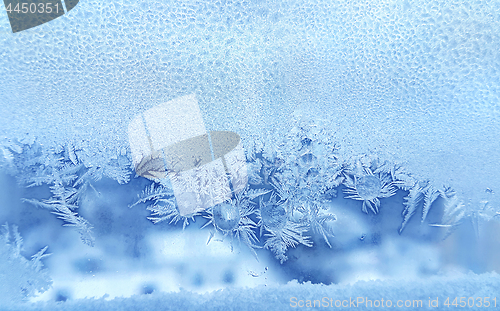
[5,272,500,311]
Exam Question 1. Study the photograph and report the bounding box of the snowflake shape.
[343,169,396,214]
[131,181,198,229]
[202,187,262,259]
[257,193,312,263]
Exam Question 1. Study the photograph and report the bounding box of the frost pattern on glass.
[0,223,52,303]
[3,140,133,246]
[202,185,265,260]
[1,119,499,263]
[342,157,397,214]
[130,181,196,229]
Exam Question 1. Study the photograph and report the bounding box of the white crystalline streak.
[0,0,499,210]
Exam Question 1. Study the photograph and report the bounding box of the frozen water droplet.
[248,271,259,277]
[261,202,287,230]
[213,203,240,231]
[356,175,381,200]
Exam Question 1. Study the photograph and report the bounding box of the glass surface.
[1,0,499,309]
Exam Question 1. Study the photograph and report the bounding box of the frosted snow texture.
[3,272,500,310]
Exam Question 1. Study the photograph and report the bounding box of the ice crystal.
[470,200,500,237]
[302,201,336,248]
[262,121,341,208]
[22,188,95,247]
[0,223,52,303]
[2,117,485,265]
[400,182,426,232]
[429,187,468,237]
[202,186,267,259]
[246,140,284,187]
[366,158,442,233]
[342,157,396,214]
[131,181,196,229]
[388,164,418,191]
[244,123,340,260]
[16,143,95,246]
[7,140,133,246]
[257,193,312,263]
[422,184,441,223]
[132,124,484,262]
